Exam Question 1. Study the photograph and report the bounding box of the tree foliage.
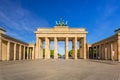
[43,49,80,58]
[43,49,54,58]
[50,50,54,58]
[68,49,80,58]
[69,50,72,57]
[58,53,61,57]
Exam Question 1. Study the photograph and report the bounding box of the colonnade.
[91,41,118,61]
[35,37,87,59]
[0,39,35,61]
[87,33,120,61]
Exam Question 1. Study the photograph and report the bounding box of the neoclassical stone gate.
[35,20,88,59]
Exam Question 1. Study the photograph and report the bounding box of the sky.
[0,0,120,55]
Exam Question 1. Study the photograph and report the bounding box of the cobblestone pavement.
[0,59,120,80]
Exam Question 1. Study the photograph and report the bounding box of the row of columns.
[92,42,117,60]
[92,43,114,60]
[0,39,35,61]
[90,33,120,62]
[35,37,86,60]
[10,43,30,60]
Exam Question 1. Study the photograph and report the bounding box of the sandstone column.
[72,40,74,59]
[79,40,81,59]
[27,47,29,60]
[32,46,35,60]
[101,45,103,59]
[105,47,107,60]
[79,39,83,59]
[30,48,32,59]
[72,37,77,59]
[65,37,68,59]
[117,33,120,62]
[48,39,50,59]
[99,45,102,59]
[29,48,31,59]
[23,46,25,60]
[39,38,43,59]
[93,47,95,59]
[35,37,39,59]
[95,46,98,59]
[30,48,33,60]
[45,37,50,59]
[74,37,77,59]
[97,46,99,59]
[7,41,10,61]
[110,43,113,60]
[108,43,111,60]
[14,43,16,60]
[30,48,31,59]
[19,45,21,60]
[54,37,58,59]
[83,37,86,59]
[101,44,104,59]
[0,38,1,61]
[86,44,91,59]
[103,44,105,60]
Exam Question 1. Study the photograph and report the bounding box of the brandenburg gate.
[35,19,88,59]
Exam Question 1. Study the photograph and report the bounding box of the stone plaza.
[0,59,120,80]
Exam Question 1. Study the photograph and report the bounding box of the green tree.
[77,49,80,58]
[43,49,45,58]
[43,49,54,58]
[58,53,61,58]
[69,50,72,57]
[68,49,80,58]
[50,50,54,58]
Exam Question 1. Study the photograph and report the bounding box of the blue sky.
[0,0,120,54]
